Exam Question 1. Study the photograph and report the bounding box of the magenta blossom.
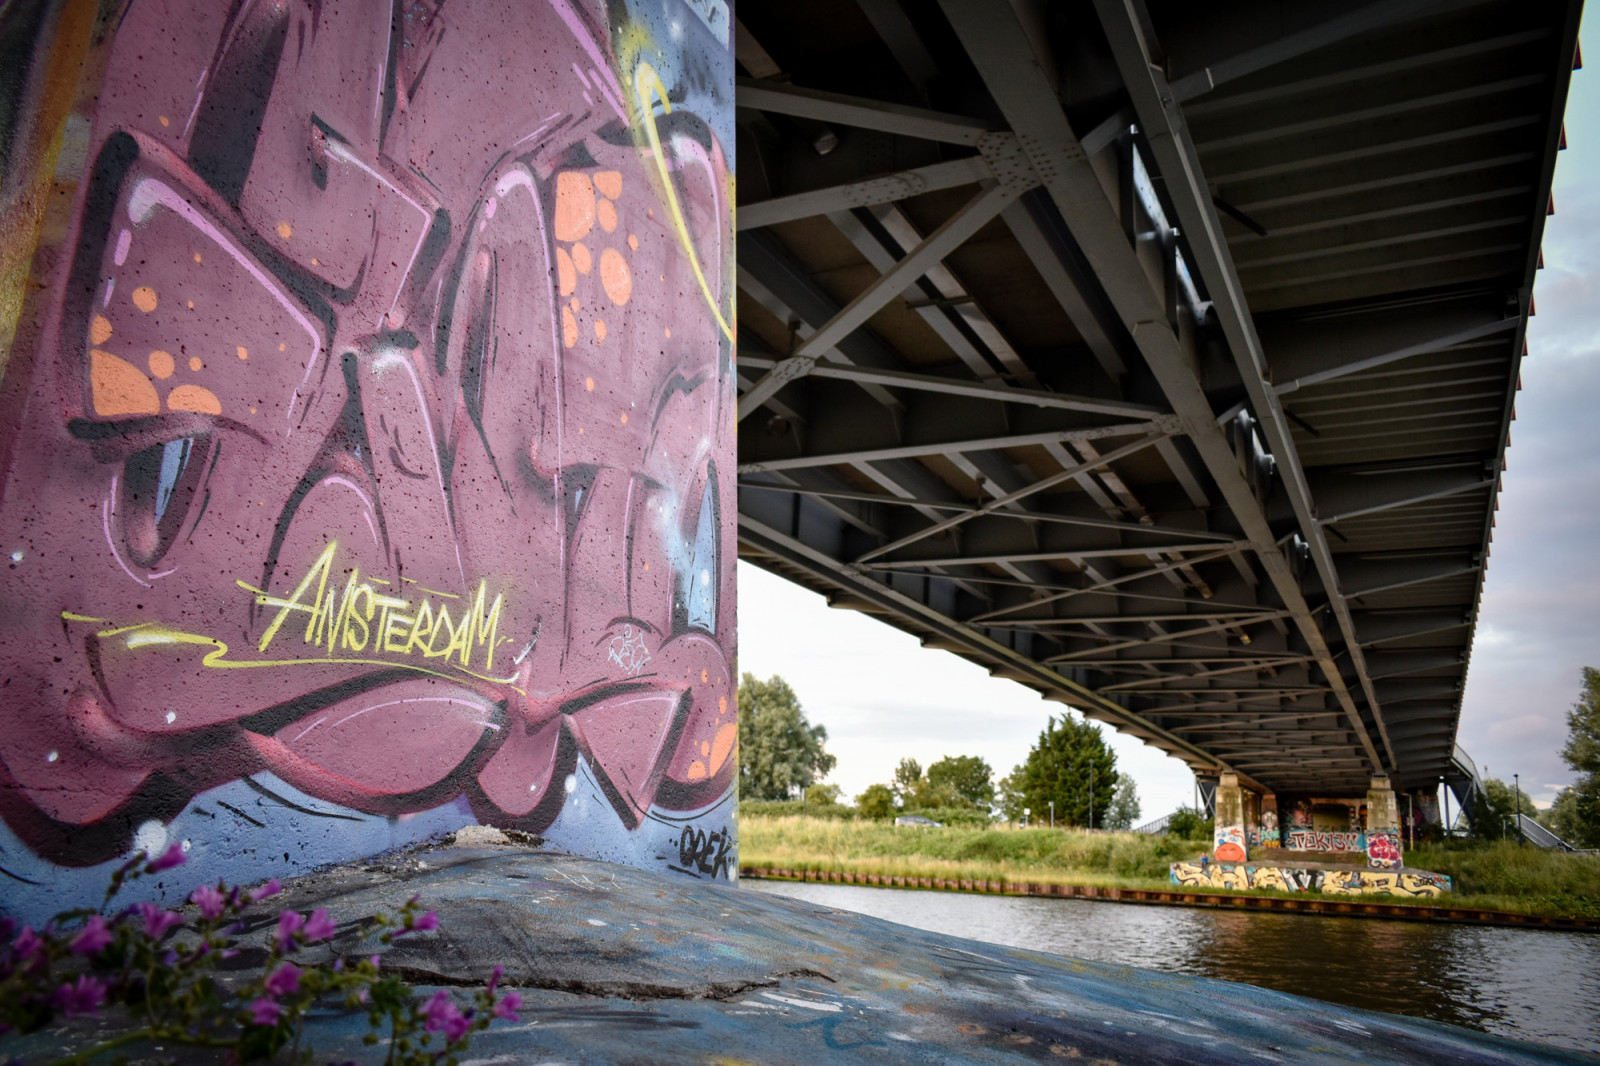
[146,841,187,873]
[264,962,302,997]
[492,991,521,1022]
[137,902,182,940]
[69,915,114,955]
[275,911,306,952]
[487,965,504,993]
[250,878,283,902]
[302,907,336,942]
[52,975,108,1016]
[396,910,439,937]
[190,884,227,921]
[248,997,281,1026]
[421,990,472,1042]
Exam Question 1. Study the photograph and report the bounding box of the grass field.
[738,815,1600,919]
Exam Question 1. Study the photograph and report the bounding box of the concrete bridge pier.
[1366,775,1404,869]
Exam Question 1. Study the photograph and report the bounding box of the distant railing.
[1134,812,1174,835]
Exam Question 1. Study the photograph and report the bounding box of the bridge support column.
[1213,772,1247,862]
[1365,775,1403,869]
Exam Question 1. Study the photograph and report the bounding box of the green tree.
[926,755,994,809]
[856,783,896,819]
[1005,715,1118,828]
[891,758,923,805]
[737,673,836,801]
[1103,777,1142,831]
[805,783,842,806]
[1553,667,1600,847]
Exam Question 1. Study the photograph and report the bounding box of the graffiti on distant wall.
[0,0,735,882]
[1365,830,1402,870]
[1213,824,1246,862]
[1285,830,1366,852]
[1171,863,1451,898]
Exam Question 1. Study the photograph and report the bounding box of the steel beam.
[738,157,992,230]
[739,182,1023,419]
[736,77,994,145]
[942,0,1388,772]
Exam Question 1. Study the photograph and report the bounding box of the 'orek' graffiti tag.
[673,826,733,880]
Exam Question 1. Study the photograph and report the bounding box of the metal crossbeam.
[738,157,992,231]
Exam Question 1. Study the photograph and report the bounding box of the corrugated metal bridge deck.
[732,0,1582,796]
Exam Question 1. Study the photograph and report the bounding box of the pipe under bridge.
[733,0,1581,797]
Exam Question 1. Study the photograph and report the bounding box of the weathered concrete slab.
[10,842,1596,1065]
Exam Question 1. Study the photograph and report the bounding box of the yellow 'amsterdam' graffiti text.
[239,542,509,675]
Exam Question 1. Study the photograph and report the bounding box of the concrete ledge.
[741,866,1600,933]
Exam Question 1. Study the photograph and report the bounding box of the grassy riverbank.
[739,815,1600,920]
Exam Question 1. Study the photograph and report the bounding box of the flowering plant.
[0,845,519,1064]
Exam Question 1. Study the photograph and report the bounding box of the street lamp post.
[1023,807,1030,829]
[1088,765,1095,830]
[1513,772,1523,844]
[1049,800,1054,829]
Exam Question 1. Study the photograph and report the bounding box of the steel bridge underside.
[732,0,1581,795]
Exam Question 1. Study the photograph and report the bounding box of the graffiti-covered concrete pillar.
[0,0,736,924]
[1213,773,1247,862]
[1365,775,1402,869]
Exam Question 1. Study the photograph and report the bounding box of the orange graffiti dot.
[664,327,671,338]
[147,349,175,379]
[131,286,157,313]
[251,406,257,414]
[718,696,727,714]
[167,384,222,415]
[701,669,708,683]
[599,247,632,306]
[192,252,201,263]
[571,241,592,274]
[594,170,622,200]
[686,759,707,781]
[647,207,654,217]
[700,740,710,757]
[594,318,607,342]
[561,307,578,348]
[708,721,737,774]
[643,561,650,571]
[554,171,596,242]
[619,412,627,424]
[957,1024,987,1036]
[90,315,113,345]
[311,257,320,266]
[628,233,638,251]
[187,300,194,309]
[158,115,170,127]
[90,350,159,416]
[596,197,617,233]
[276,221,293,240]
[577,427,584,434]
[278,343,286,351]
[189,356,203,372]
[585,376,594,391]
[569,297,579,312]
[237,346,249,360]
[556,247,576,296]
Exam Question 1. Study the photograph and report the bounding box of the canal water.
[743,879,1600,1055]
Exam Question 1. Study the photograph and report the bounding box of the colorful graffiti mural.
[1366,829,1403,870]
[0,0,735,904]
[1285,829,1366,852]
[1171,863,1452,898]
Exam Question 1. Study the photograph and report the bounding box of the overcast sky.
[738,18,1595,817]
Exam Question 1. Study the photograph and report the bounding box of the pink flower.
[52,975,108,1016]
[190,885,226,921]
[250,878,283,902]
[301,907,336,942]
[264,962,302,997]
[248,997,281,1026]
[492,991,521,1022]
[487,965,504,993]
[396,909,439,937]
[421,990,471,1041]
[137,902,182,940]
[274,911,306,952]
[12,925,41,956]
[69,915,113,955]
[146,842,187,873]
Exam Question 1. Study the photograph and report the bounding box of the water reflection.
[743,880,1600,1055]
